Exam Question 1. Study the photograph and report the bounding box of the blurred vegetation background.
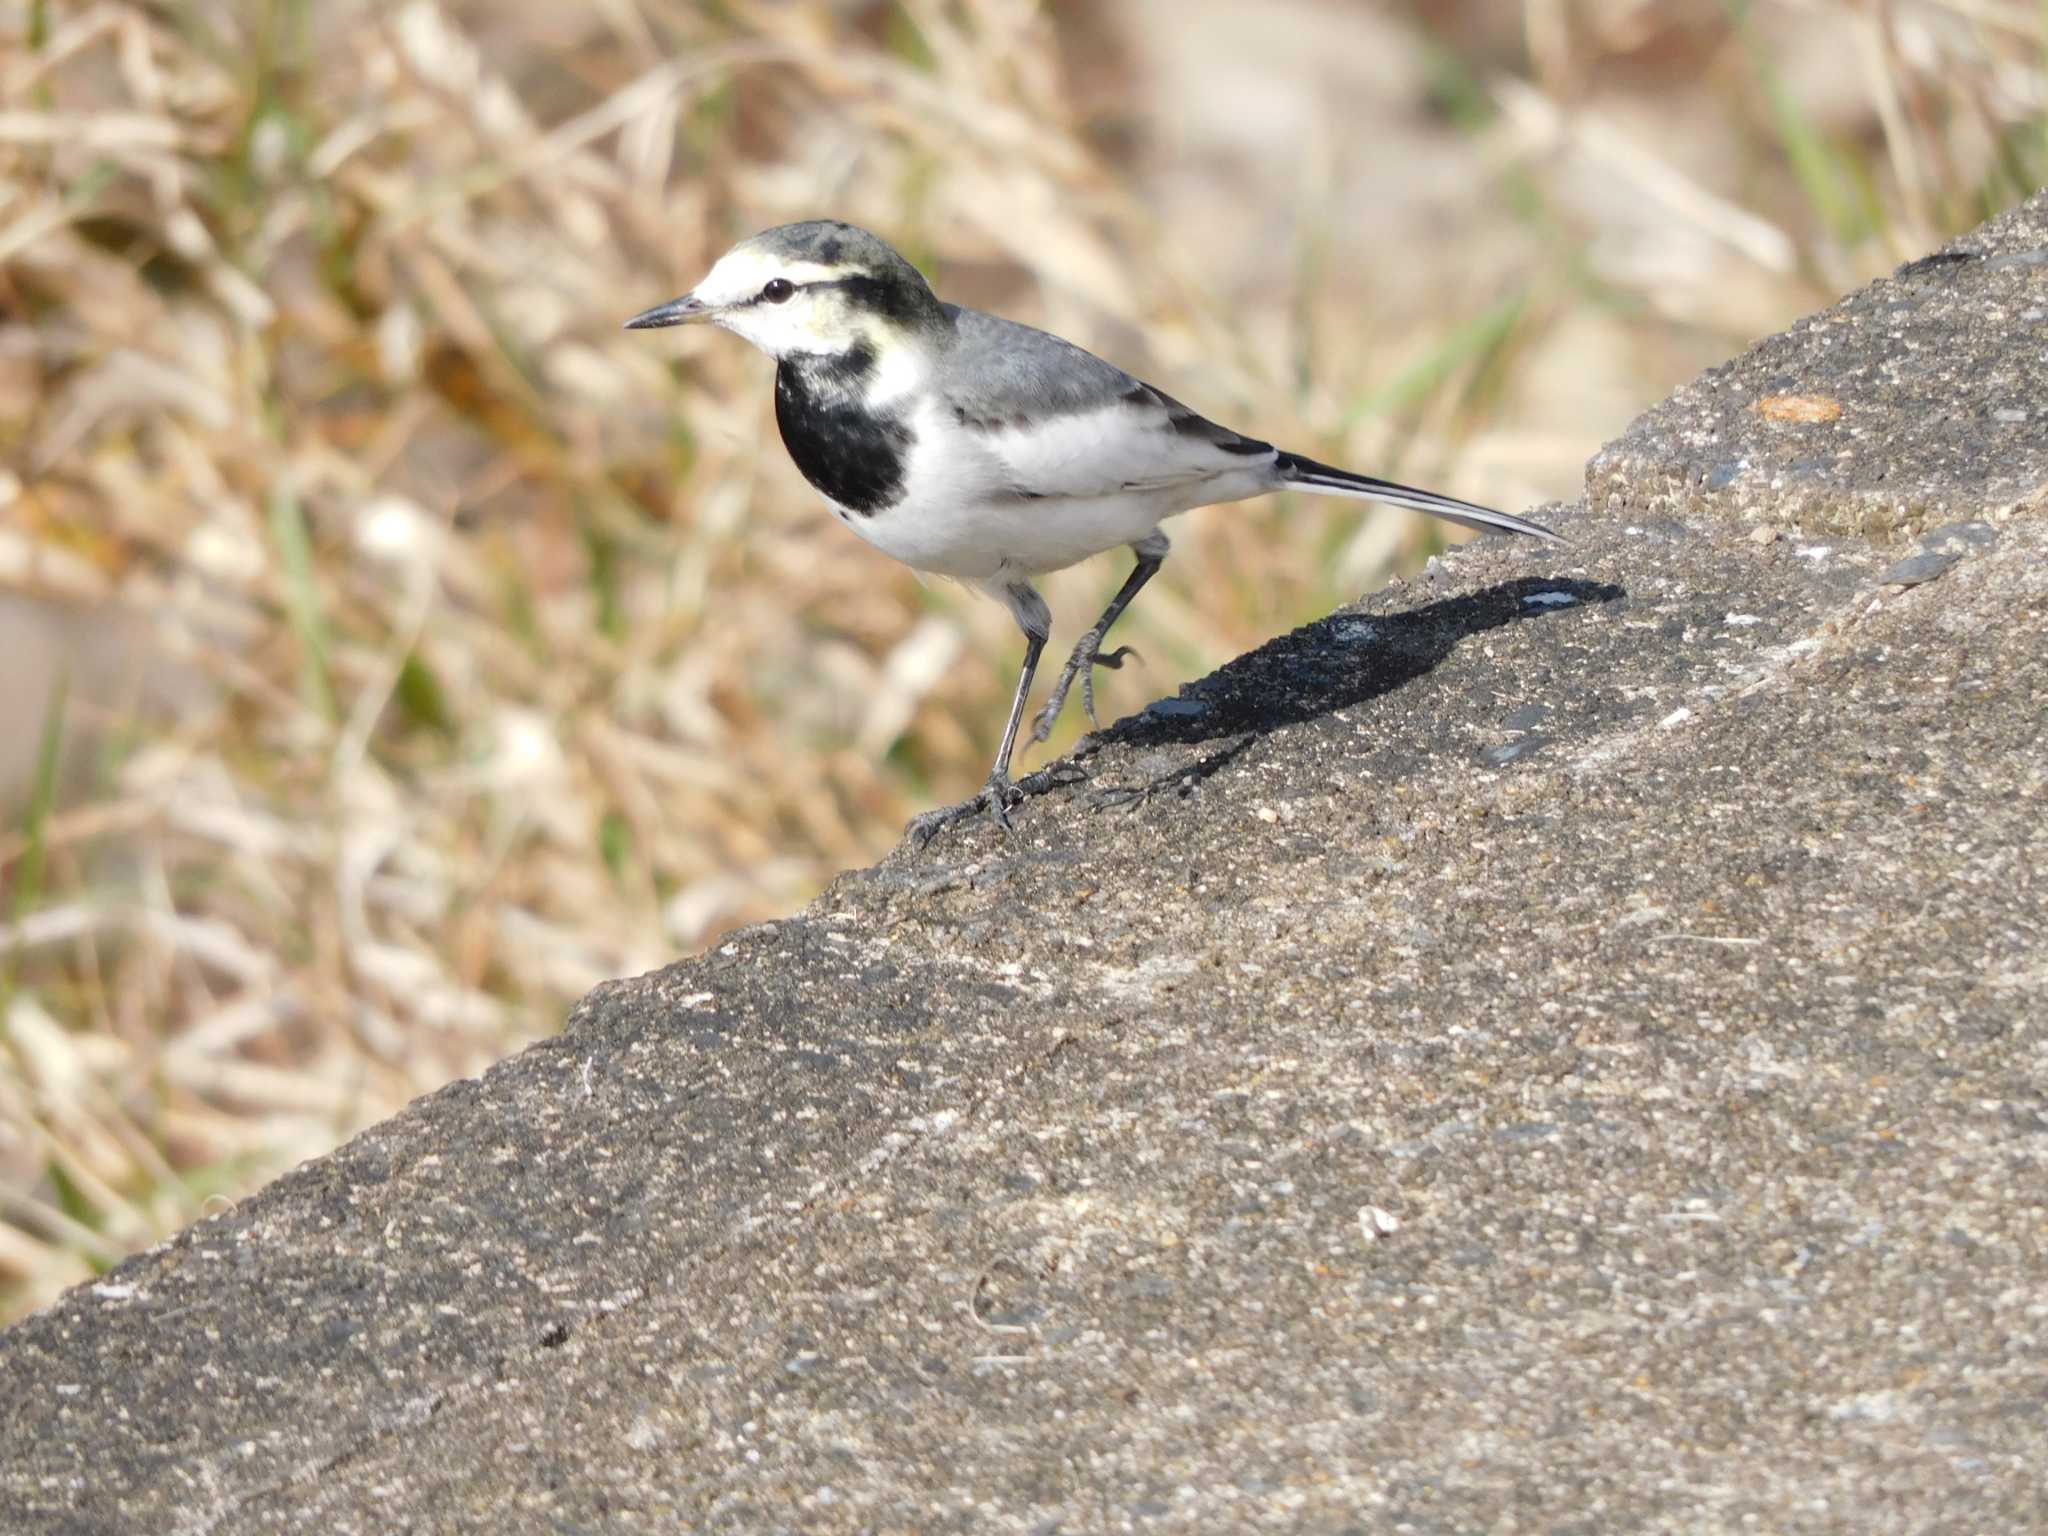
[1,0,2042,1319]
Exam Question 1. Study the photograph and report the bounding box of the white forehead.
[693,247,841,305]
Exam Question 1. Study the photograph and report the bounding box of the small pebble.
[1480,737,1545,767]
[1359,1206,1402,1241]
[1880,551,1959,588]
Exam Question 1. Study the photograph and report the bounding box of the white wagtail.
[627,221,1559,841]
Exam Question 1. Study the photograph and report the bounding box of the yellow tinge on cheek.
[798,303,834,342]
[793,296,875,349]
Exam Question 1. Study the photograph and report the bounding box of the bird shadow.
[1046,574,1625,807]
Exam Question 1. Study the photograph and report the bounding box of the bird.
[626,220,1560,845]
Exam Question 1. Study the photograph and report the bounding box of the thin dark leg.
[1030,538,1166,745]
[984,629,1046,822]
[908,582,1050,850]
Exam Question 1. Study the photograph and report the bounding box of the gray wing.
[937,306,1275,500]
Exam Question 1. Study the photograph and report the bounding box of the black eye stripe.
[744,272,884,308]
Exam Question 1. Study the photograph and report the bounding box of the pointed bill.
[623,294,712,330]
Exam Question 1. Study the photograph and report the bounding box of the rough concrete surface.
[4,195,2046,1534]
[1586,189,2048,543]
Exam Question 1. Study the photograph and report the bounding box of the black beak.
[623,294,711,330]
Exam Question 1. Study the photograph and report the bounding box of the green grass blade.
[2,671,68,1017]
[1340,287,1529,431]
[268,488,338,721]
[1724,0,1872,247]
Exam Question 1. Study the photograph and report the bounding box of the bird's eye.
[761,278,795,303]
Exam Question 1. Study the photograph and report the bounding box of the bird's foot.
[906,772,1021,853]
[1077,644,1136,729]
[1029,632,1139,745]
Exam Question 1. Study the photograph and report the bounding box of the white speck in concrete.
[1359,1206,1402,1241]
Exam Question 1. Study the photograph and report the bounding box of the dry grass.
[1,0,2041,1318]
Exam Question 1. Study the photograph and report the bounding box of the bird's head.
[624,220,947,363]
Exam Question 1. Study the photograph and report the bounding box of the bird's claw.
[1031,638,1143,744]
[906,775,1020,853]
[1028,699,1062,746]
[986,778,1019,833]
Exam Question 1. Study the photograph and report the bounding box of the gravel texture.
[4,196,2046,1535]
[1586,191,2048,542]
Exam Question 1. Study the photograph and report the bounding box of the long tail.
[1275,451,1562,542]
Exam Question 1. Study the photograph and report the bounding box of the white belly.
[842,488,1177,579]
[825,400,1272,580]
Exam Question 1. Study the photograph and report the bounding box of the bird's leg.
[908,583,1049,850]
[980,626,1046,829]
[1030,535,1167,746]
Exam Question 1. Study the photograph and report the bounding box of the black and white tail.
[1275,451,1561,542]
